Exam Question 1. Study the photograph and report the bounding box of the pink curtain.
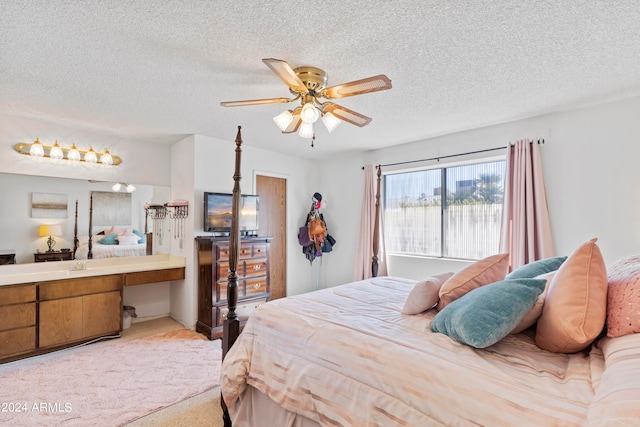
[499,140,555,271]
[353,164,388,280]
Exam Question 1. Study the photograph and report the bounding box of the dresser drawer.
[245,277,268,297]
[0,326,36,359]
[0,303,36,331]
[244,258,267,278]
[0,284,36,305]
[218,243,254,261]
[39,275,122,300]
[215,297,267,327]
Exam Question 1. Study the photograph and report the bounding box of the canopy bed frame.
[71,194,152,260]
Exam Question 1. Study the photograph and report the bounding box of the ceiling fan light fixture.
[322,111,342,133]
[299,122,314,139]
[300,102,319,124]
[273,110,294,131]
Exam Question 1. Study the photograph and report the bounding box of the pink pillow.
[606,255,640,337]
[509,272,555,334]
[437,253,509,311]
[536,238,608,353]
[402,272,454,315]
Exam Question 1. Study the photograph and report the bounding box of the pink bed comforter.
[221,277,640,426]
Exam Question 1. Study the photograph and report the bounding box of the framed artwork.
[91,191,132,226]
[31,193,68,219]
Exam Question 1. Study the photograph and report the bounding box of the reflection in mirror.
[0,172,169,265]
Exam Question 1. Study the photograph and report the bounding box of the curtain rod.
[362,138,544,169]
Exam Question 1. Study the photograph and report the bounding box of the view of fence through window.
[384,160,506,260]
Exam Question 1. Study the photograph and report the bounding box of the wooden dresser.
[196,236,271,340]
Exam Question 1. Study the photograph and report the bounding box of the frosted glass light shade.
[84,146,97,163]
[299,122,314,138]
[273,110,294,131]
[112,182,122,192]
[29,139,44,157]
[49,141,64,159]
[322,112,342,132]
[100,148,113,165]
[67,143,81,161]
[300,103,319,124]
[126,184,136,193]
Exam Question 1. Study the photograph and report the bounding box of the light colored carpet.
[0,317,224,427]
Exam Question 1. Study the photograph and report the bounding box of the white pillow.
[116,235,140,246]
[402,272,454,315]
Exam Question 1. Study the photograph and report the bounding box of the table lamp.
[39,224,62,252]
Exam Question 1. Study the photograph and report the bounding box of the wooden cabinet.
[34,250,74,262]
[38,275,122,348]
[196,236,271,340]
[0,284,37,359]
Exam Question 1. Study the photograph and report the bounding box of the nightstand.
[0,250,16,265]
[34,251,74,263]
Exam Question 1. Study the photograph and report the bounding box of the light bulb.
[84,146,97,163]
[112,182,122,192]
[126,184,136,193]
[68,143,81,161]
[298,122,314,139]
[49,141,63,159]
[30,139,44,157]
[100,148,114,165]
[273,110,294,131]
[322,112,342,133]
[300,103,319,124]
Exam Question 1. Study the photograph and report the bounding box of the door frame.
[253,170,289,296]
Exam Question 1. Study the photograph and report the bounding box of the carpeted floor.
[0,317,224,427]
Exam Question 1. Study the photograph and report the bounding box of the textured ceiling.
[2,1,640,159]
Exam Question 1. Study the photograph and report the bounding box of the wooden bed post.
[73,200,79,259]
[88,193,93,259]
[222,126,243,427]
[372,164,382,277]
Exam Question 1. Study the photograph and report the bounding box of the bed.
[219,127,640,426]
[71,194,152,260]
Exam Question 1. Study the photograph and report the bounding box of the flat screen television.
[204,192,259,234]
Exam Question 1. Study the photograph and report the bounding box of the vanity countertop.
[0,254,186,286]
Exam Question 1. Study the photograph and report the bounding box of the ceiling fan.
[220,58,392,141]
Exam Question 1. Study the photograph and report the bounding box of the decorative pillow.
[505,256,567,280]
[437,253,509,311]
[606,255,640,337]
[431,278,547,348]
[402,272,454,315]
[97,232,118,245]
[116,235,140,246]
[104,226,120,235]
[535,238,608,353]
[509,271,555,334]
[132,229,146,244]
[120,229,135,236]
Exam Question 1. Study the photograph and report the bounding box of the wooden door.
[256,175,286,299]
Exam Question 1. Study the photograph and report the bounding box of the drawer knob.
[253,283,261,289]
[253,265,261,271]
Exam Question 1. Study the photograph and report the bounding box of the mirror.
[0,172,169,264]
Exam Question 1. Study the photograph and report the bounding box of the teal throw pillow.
[97,232,118,245]
[505,256,567,280]
[431,278,546,348]
[132,229,146,244]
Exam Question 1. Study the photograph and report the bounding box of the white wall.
[321,96,640,281]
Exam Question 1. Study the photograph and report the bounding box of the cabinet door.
[83,291,121,337]
[39,297,84,348]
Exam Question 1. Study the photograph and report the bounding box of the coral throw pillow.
[437,253,509,311]
[535,238,608,353]
[606,255,640,337]
[402,272,454,315]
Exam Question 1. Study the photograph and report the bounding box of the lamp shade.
[39,224,62,237]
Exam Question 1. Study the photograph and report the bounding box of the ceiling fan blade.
[262,58,308,93]
[321,74,392,99]
[220,97,291,107]
[323,103,372,127]
[282,111,302,133]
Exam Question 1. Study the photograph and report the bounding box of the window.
[384,160,506,260]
